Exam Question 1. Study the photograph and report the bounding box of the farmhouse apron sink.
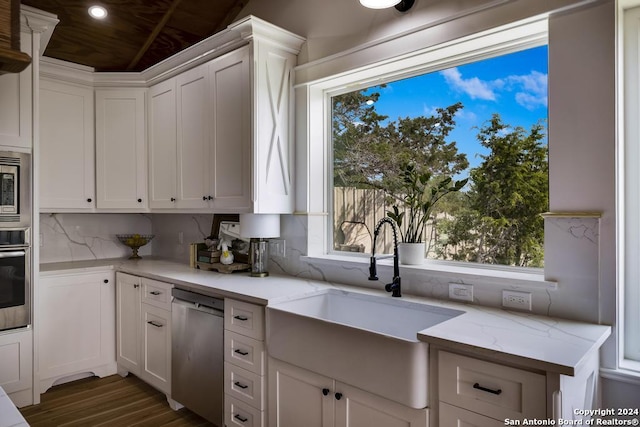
[266,288,464,408]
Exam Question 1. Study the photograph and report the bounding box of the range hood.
[0,0,32,74]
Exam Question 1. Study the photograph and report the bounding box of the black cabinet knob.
[87,198,92,202]
[137,198,142,203]
[170,197,176,202]
[208,196,213,200]
[322,388,330,396]
[335,392,343,400]
[203,196,207,201]
[103,279,109,284]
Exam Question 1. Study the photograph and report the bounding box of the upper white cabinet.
[39,78,95,210]
[0,32,31,150]
[147,17,304,213]
[95,88,147,209]
[148,49,252,212]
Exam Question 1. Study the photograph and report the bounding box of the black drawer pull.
[473,382,502,395]
[147,321,163,328]
[322,388,330,396]
[234,414,248,423]
[150,291,161,295]
[234,381,248,389]
[335,392,343,400]
[234,349,249,356]
[234,315,249,321]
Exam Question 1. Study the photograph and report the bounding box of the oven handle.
[0,250,26,258]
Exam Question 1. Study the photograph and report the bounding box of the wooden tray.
[196,261,250,274]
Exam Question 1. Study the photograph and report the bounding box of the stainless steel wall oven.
[0,227,30,331]
[0,151,31,331]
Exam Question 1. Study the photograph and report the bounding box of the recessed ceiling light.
[359,0,401,9]
[88,5,108,19]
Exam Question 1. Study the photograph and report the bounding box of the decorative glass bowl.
[116,234,154,259]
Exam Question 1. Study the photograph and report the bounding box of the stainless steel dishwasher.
[171,288,225,426]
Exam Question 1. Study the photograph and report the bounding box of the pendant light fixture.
[359,0,415,12]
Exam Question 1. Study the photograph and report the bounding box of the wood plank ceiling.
[20,0,248,72]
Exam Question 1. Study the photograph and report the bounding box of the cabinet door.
[140,303,171,394]
[38,272,115,384]
[0,31,32,149]
[252,42,297,213]
[148,79,177,209]
[268,358,334,427]
[176,64,209,209]
[335,382,428,427]
[0,329,32,403]
[116,272,141,375]
[439,402,503,427]
[39,79,95,210]
[96,89,147,210]
[209,47,251,212]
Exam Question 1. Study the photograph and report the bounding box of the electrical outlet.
[269,239,286,257]
[449,283,473,302]
[502,290,532,311]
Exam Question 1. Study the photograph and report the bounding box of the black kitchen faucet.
[368,217,402,297]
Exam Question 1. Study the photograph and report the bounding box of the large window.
[331,46,549,267]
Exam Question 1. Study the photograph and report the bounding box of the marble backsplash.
[38,212,601,324]
[39,213,216,264]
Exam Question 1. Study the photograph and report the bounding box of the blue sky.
[366,45,548,170]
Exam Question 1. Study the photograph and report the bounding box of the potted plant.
[387,163,468,265]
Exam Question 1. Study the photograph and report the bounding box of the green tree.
[437,114,548,267]
[332,88,468,193]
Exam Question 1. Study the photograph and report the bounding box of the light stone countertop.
[40,258,611,376]
[0,386,28,427]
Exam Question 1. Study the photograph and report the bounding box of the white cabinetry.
[436,349,602,425]
[39,78,95,211]
[148,51,251,212]
[269,358,428,427]
[37,270,116,394]
[115,272,172,395]
[95,88,147,210]
[0,329,32,408]
[225,298,266,427]
[147,18,304,213]
[0,31,32,150]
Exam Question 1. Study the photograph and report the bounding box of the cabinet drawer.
[225,299,264,340]
[439,351,546,420]
[440,402,503,427]
[225,361,265,410]
[141,278,172,310]
[225,394,265,427]
[225,331,265,375]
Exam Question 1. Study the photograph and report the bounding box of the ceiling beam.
[127,0,183,71]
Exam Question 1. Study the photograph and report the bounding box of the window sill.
[301,254,558,290]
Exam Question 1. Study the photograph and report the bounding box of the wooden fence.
[333,187,443,257]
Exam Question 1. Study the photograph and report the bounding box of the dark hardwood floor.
[19,375,215,427]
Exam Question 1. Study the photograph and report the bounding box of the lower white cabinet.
[0,329,32,407]
[37,270,116,394]
[116,272,172,395]
[269,358,428,427]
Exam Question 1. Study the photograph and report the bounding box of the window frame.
[298,16,556,289]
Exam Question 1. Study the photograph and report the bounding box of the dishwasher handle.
[172,288,224,315]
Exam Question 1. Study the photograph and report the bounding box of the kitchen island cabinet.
[0,329,32,408]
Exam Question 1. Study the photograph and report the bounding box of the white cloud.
[506,70,548,110]
[440,68,496,101]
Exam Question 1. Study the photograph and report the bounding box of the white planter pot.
[398,242,425,265]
